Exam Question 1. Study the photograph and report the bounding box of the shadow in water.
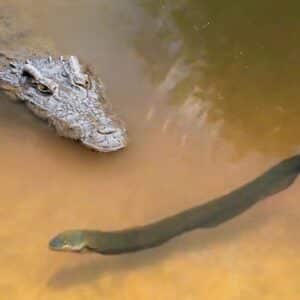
[48,210,269,289]
[0,93,126,164]
[0,94,43,128]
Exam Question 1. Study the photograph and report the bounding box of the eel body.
[49,155,300,255]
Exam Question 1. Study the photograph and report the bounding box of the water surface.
[1,1,300,299]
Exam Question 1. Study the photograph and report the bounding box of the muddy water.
[1,1,300,299]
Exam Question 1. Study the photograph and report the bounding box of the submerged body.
[0,53,127,152]
[49,155,300,255]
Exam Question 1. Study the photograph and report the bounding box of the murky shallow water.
[1,1,300,299]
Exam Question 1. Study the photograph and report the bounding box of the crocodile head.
[0,55,127,152]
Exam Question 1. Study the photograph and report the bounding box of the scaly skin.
[0,53,127,152]
[49,155,300,255]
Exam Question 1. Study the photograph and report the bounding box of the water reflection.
[135,0,300,154]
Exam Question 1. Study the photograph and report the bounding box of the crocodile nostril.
[97,127,116,135]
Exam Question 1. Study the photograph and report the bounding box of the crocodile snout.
[83,128,127,152]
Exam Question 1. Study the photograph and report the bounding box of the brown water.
[1,1,300,299]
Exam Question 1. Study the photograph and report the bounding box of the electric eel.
[49,155,300,255]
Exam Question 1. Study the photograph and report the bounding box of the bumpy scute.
[0,54,127,152]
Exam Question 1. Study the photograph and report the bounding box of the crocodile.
[0,53,127,152]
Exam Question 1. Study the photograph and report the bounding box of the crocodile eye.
[76,77,90,89]
[36,83,53,95]
[84,78,90,88]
